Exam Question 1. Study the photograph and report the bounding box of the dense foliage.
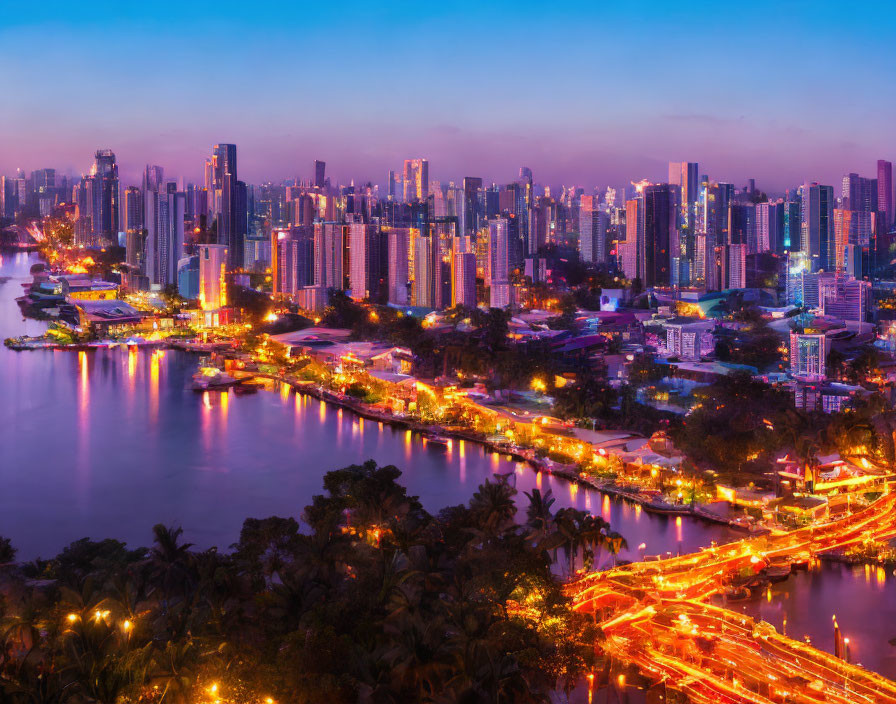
[0,462,602,703]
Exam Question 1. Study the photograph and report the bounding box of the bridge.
[563,492,896,703]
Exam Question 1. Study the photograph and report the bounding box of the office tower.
[402,159,429,202]
[73,150,119,245]
[833,209,873,269]
[313,160,326,189]
[879,160,893,227]
[412,236,434,307]
[843,244,863,279]
[211,143,244,269]
[841,173,877,212]
[92,149,119,243]
[800,183,834,271]
[462,177,483,237]
[528,202,549,256]
[755,201,782,253]
[143,164,164,194]
[387,227,411,305]
[820,275,870,322]
[348,223,385,300]
[727,203,756,251]
[488,217,512,286]
[621,198,643,281]
[641,184,678,288]
[177,255,200,300]
[123,186,143,233]
[722,244,746,289]
[452,251,477,307]
[790,331,827,381]
[313,222,345,291]
[145,183,185,287]
[668,162,699,228]
[579,196,608,263]
[274,227,314,296]
[198,244,228,310]
[783,200,801,251]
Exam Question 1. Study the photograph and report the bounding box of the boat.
[765,563,792,583]
[422,432,452,448]
[191,367,237,391]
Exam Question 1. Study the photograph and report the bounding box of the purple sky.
[2,1,894,192]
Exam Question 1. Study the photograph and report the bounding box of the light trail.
[558,492,896,703]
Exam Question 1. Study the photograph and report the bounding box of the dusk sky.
[2,0,894,192]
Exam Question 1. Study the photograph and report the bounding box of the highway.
[562,492,896,703]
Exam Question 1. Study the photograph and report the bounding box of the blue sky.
[1,0,893,191]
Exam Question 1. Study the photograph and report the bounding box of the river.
[1,250,895,680]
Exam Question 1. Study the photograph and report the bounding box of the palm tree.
[468,478,517,536]
[523,488,555,546]
[150,525,195,603]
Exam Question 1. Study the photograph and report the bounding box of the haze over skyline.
[2,0,894,190]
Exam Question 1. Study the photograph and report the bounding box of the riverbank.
[215,361,749,534]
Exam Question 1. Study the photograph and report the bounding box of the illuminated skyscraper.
[579,195,608,263]
[800,183,834,271]
[211,143,244,269]
[755,201,782,253]
[402,159,429,202]
[668,161,699,228]
[198,244,228,310]
[313,222,345,291]
[452,251,477,307]
[348,223,385,300]
[790,330,827,381]
[879,160,893,227]
[387,227,412,305]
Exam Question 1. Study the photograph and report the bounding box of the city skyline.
[2,1,894,190]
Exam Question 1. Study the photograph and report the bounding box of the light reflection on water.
[1,251,895,680]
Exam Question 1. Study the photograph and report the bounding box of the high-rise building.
[313,222,345,291]
[412,235,434,307]
[198,244,228,310]
[878,160,893,227]
[668,161,699,228]
[755,201,782,253]
[641,184,678,288]
[387,227,412,305]
[452,251,477,308]
[313,160,326,189]
[727,203,756,251]
[841,173,877,212]
[211,144,244,269]
[402,159,429,202]
[820,275,870,322]
[790,331,827,381]
[800,183,834,271]
[489,217,513,301]
[348,223,385,300]
[579,195,608,263]
[274,227,314,296]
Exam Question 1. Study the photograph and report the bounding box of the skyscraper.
[755,201,782,253]
[878,160,893,227]
[387,227,411,305]
[211,144,244,269]
[642,184,678,288]
[402,159,429,202]
[668,161,699,228]
[800,183,835,271]
[198,244,228,310]
[313,160,326,189]
[452,251,477,308]
[579,195,608,263]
